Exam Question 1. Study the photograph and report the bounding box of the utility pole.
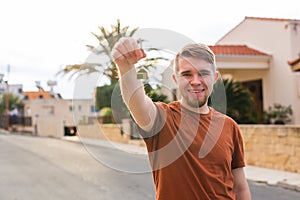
[4,64,10,130]
[5,81,9,130]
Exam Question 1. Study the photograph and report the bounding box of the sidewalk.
[64,136,300,192]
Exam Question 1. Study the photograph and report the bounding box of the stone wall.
[77,122,146,147]
[77,123,300,173]
[77,123,129,144]
[240,125,300,173]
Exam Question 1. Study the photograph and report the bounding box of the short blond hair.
[174,43,216,73]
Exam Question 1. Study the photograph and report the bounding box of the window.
[90,105,98,113]
[42,106,54,115]
[0,88,5,94]
[69,105,74,111]
[39,95,43,99]
[26,107,31,116]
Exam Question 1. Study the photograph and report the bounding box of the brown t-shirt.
[139,101,245,200]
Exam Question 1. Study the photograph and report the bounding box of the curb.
[245,166,300,192]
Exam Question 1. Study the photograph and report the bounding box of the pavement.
[2,128,299,192]
[62,136,300,192]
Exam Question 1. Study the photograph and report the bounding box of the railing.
[0,115,32,128]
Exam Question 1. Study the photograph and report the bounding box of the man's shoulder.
[211,108,238,126]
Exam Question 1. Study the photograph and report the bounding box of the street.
[1,133,300,200]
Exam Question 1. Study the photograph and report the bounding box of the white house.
[22,98,98,137]
[162,17,300,124]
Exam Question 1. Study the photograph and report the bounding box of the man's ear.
[172,74,178,84]
[214,71,219,83]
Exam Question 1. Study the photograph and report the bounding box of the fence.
[0,115,32,129]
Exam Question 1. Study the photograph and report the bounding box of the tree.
[209,79,257,124]
[58,19,169,123]
[57,19,138,83]
[95,82,169,123]
[144,83,169,103]
[0,93,23,115]
[263,103,293,124]
[57,19,167,84]
[95,84,115,109]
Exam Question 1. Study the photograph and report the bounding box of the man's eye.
[200,72,210,77]
[182,74,192,77]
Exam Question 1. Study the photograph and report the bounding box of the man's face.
[173,57,219,108]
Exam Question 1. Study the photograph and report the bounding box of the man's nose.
[190,74,203,85]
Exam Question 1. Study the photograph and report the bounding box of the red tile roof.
[23,90,54,100]
[245,16,300,22]
[288,57,300,72]
[288,57,300,66]
[208,45,269,56]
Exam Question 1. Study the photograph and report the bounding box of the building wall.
[23,99,98,137]
[217,18,300,124]
[288,21,300,58]
[0,84,23,98]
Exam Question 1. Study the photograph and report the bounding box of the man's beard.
[186,95,208,108]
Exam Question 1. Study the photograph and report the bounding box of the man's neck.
[179,99,210,114]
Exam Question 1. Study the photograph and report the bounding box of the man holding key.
[111,37,251,200]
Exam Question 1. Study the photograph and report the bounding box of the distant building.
[22,98,98,137]
[23,90,62,100]
[0,83,23,98]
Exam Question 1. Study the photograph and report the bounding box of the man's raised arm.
[111,37,157,132]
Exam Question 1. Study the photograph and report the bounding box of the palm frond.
[86,45,95,52]
[99,26,108,39]
[129,28,139,37]
[59,19,168,84]
[116,19,121,33]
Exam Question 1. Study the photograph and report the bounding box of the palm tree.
[57,19,168,84]
[0,93,23,114]
[57,19,138,83]
[209,78,257,124]
[58,20,169,120]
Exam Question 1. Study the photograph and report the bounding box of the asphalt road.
[1,133,299,200]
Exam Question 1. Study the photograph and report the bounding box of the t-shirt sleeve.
[231,122,246,169]
[135,102,167,148]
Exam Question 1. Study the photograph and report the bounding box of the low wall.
[240,125,300,173]
[77,123,300,173]
[77,123,129,144]
[77,122,146,147]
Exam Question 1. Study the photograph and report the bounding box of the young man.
[111,37,251,200]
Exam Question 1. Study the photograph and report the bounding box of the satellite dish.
[35,81,44,90]
[47,80,57,95]
[47,80,57,86]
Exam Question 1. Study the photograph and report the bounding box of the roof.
[208,45,269,56]
[23,90,55,100]
[288,57,300,72]
[288,57,300,66]
[245,16,300,22]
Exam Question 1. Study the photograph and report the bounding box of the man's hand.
[111,37,146,74]
[111,37,156,132]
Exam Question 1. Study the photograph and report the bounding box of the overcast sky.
[1,0,299,99]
